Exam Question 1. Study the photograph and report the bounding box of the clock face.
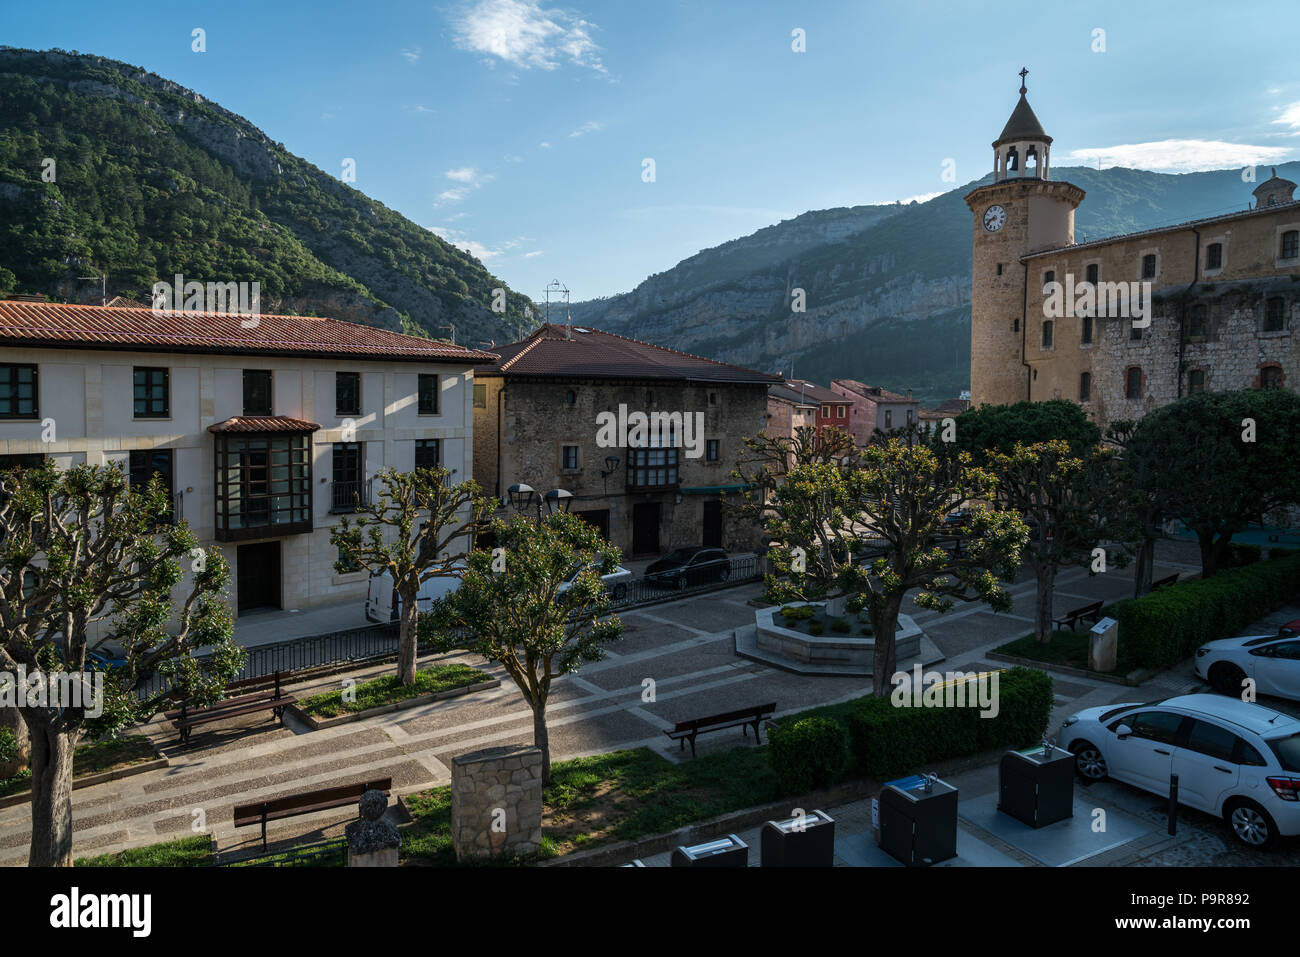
[983,205,1007,232]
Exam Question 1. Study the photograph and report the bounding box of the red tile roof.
[208,416,321,433]
[475,324,780,384]
[0,301,497,363]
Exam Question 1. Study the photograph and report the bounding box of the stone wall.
[451,744,543,860]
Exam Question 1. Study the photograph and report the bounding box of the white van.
[364,564,464,623]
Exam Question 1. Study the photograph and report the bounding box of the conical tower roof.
[994,92,1051,147]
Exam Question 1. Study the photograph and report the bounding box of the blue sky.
[3,0,1298,301]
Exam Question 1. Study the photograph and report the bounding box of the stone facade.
[967,81,1300,431]
[451,744,543,860]
[473,375,770,558]
[831,379,920,443]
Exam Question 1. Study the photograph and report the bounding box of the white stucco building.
[0,300,494,617]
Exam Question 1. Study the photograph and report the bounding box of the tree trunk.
[532,704,551,786]
[397,586,419,686]
[27,718,76,867]
[870,596,902,697]
[1132,535,1155,598]
[0,705,29,779]
[1034,563,1057,644]
[1198,534,1225,579]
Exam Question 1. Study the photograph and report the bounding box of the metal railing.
[330,479,371,514]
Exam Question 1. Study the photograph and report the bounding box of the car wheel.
[612,583,628,601]
[1225,799,1278,849]
[1070,740,1109,781]
[1209,662,1248,697]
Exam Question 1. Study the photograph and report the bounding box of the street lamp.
[544,487,574,515]
[506,482,572,524]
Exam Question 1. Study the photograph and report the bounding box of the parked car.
[555,563,633,601]
[364,564,463,623]
[943,508,971,530]
[645,546,731,590]
[1059,693,1300,848]
[1195,619,1300,699]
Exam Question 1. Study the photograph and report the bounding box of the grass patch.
[76,834,212,867]
[400,745,781,865]
[0,733,156,799]
[298,663,490,718]
[994,628,1139,675]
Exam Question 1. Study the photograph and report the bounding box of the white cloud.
[524,250,544,258]
[894,191,943,205]
[1063,139,1291,173]
[539,141,551,148]
[1274,101,1300,129]
[437,168,496,205]
[569,120,601,138]
[430,227,528,263]
[401,46,422,63]
[450,0,605,73]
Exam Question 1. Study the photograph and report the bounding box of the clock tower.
[965,70,1084,406]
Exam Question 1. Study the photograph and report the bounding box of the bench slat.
[233,777,393,826]
[173,695,296,729]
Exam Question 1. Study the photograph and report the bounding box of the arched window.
[1041,320,1054,349]
[1125,367,1143,400]
[1206,243,1222,270]
[1260,366,1284,390]
[1079,372,1091,402]
[1188,369,1206,394]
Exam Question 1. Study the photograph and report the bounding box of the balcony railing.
[330,479,371,514]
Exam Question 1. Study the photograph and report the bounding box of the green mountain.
[0,47,535,343]
[568,163,1300,406]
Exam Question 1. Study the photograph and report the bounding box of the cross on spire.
[1018,67,1029,95]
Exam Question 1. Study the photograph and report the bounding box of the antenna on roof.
[544,280,570,339]
[77,271,107,306]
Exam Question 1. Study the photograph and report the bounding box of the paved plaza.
[3,539,1296,866]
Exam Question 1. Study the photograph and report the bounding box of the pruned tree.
[1122,390,1300,577]
[0,461,239,866]
[987,440,1123,643]
[420,512,623,784]
[731,425,858,602]
[330,465,491,686]
[839,440,1028,694]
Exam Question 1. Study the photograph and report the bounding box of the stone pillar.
[451,744,543,861]
[345,789,400,867]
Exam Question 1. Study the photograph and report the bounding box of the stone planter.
[752,602,923,674]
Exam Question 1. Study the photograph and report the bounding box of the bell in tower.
[994,68,1052,182]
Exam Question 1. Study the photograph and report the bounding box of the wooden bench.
[1052,600,1104,632]
[1150,573,1179,591]
[169,671,297,745]
[234,777,392,850]
[664,703,776,758]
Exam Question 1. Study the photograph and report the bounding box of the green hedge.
[768,716,848,793]
[1114,553,1300,669]
[843,667,1053,780]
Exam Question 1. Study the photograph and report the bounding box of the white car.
[364,564,463,623]
[1059,694,1300,848]
[555,563,632,601]
[1194,619,1300,700]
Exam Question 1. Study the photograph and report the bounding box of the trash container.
[877,775,958,867]
[760,810,835,867]
[670,834,749,867]
[998,746,1074,828]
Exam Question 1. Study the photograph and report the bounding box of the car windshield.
[1267,733,1300,772]
[660,549,695,564]
[1097,700,1169,723]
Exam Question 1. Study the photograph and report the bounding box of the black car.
[645,546,731,590]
